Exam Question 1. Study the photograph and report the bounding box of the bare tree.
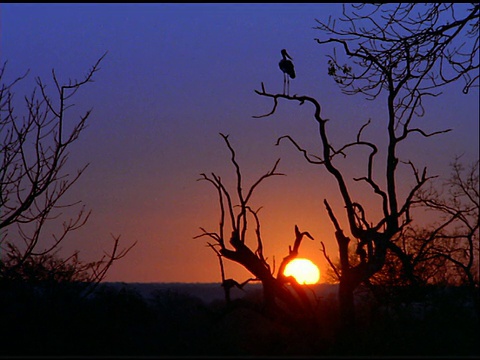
[322,159,479,319]
[195,133,317,319]
[409,157,479,314]
[253,3,479,329]
[0,53,136,294]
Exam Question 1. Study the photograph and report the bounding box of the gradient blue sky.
[1,3,478,283]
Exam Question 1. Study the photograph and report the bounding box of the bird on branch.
[279,49,295,95]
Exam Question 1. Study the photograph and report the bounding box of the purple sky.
[1,3,478,283]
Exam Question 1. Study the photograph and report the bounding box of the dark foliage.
[0,282,478,357]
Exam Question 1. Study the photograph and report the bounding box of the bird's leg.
[283,73,286,95]
[286,76,290,96]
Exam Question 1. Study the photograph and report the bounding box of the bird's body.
[279,49,296,79]
[279,49,295,95]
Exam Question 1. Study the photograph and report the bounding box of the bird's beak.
[285,51,293,60]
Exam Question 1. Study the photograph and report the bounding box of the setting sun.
[283,258,320,284]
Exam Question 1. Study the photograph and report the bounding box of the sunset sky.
[1,3,478,283]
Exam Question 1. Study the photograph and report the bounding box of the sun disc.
[283,258,320,284]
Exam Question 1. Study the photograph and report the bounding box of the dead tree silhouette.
[196,133,317,319]
[253,3,479,332]
[0,52,136,294]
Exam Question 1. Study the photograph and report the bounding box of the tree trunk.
[339,275,356,330]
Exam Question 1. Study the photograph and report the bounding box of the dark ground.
[0,281,478,358]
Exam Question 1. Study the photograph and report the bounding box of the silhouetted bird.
[279,49,295,95]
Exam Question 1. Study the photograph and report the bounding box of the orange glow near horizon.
[283,258,320,285]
